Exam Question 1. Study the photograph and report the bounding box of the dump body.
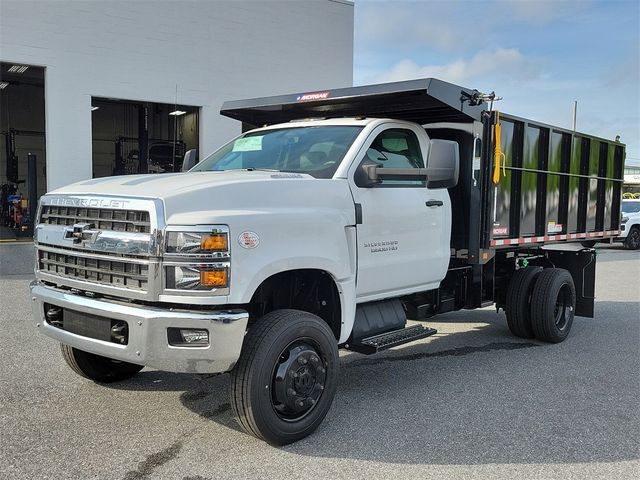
[487,113,624,248]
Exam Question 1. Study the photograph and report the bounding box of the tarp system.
[220,78,487,126]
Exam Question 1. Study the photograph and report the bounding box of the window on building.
[91,98,200,178]
[0,62,45,239]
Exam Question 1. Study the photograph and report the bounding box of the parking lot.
[1,242,638,480]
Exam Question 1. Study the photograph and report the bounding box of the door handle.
[425,200,444,207]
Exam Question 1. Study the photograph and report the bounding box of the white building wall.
[0,0,354,190]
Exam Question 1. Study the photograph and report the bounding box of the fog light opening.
[110,320,129,345]
[167,327,209,347]
[44,304,63,328]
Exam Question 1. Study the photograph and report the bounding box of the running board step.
[348,325,437,355]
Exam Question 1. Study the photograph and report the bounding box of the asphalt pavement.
[1,242,638,479]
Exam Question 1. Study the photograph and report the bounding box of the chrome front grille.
[38,248,149,290]
[40,205,151,233]
[35,196,163,299]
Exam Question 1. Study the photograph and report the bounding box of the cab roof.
[220,78,487,127]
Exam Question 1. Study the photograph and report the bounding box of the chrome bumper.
[29,281,248,374]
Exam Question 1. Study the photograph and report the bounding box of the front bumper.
[30,281,248,374]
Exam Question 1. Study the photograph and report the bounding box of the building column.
[44,69,93,191]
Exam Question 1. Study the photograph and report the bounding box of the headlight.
[165,264,229,291]
[621,216,629,224]
[164,226,230,294]
[165,229,229,256]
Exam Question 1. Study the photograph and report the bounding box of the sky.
[353,0,640,166]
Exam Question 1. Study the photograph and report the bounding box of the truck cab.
[187,117,453,304]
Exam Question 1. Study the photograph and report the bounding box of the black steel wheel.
[505,266,543,338]
[271,340,327,422]
[230,309,339,445]
[530,268,576,343]
[624,226,640,250]
[60,344,143,383]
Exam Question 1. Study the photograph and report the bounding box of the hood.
[49,171,355,226]
[53,170,298,198]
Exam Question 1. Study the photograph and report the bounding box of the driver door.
[348,124,450,301]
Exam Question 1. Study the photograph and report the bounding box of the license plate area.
[43,303,129,345]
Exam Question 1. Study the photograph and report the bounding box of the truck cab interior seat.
[299,151,328,169]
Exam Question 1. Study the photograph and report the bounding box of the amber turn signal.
[200,269,228,287]
[200,234,228,251]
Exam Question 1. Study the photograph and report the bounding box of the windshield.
[191,126,363,179]
[622,201,640,214]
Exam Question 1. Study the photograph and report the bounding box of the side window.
[361,128,425,186]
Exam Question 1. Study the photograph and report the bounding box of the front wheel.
[624,226,640,250]
[230,309,339,445]
[60,344,143,382]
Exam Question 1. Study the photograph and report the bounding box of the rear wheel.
[505,266,543,338]
[530,268,576,343]
[581,240,597,248]
[230,309,339,445]
[60,344,143,383]
[624,226,640,250]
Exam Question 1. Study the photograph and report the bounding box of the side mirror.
[426,139,459,189]
[357,162,428,186]
[181,149,198,172]
[354,160,382,188]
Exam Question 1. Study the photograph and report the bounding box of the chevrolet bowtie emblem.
[64,223,99,244]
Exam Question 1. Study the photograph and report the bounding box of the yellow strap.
[493,111,506,185]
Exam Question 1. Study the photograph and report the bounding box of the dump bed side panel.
[488,113,624,248]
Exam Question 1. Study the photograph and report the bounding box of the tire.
[581,240,597,248]
[505,266,543,338]
[530,268,576,343]
[624,226,640,250]
[60,344,143,383]
[230,309,339,445]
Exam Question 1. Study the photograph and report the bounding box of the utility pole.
[572,100,577,132]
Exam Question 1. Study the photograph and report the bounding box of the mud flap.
[545,248,597,318]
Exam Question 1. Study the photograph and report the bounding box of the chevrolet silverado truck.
[30,79,625,444]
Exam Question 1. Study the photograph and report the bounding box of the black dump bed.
[221,79,625,257]
[481,112,624,248]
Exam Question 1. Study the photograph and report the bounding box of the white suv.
[619,199,640,249]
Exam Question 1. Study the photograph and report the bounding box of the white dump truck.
[30,79,625,444]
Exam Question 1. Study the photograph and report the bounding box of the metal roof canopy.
[220,78,488,127]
